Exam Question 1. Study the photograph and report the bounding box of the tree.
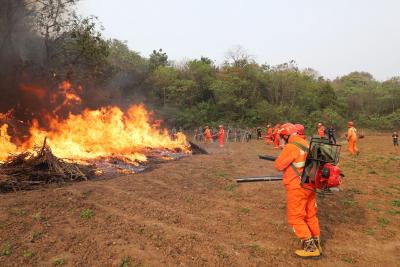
[149,48,168,71]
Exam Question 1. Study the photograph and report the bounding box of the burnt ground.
[0,134,399,266]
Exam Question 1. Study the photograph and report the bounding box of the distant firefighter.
[219,125,225,148]
[347,121,359,155]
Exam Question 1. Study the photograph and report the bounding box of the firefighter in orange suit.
[295,123,307,140]
[204,126,212,143]
[218,125,225,148]
[274,123,321,257]
[347,121,359,155]
[317,123,325,138]
[273,124,281,149]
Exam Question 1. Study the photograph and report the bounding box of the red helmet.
[348,121,353,127]
[294,124,305,135]
[278,123,297,136]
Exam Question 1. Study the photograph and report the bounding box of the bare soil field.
[1,135,399,266]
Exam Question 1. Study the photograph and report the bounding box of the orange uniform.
[274,135,320,240]
[273,125,281,149]
[266,127,273,144]
[317,126,325,138]
[204,128,212,143]
[219,128,225,147]
[347,126,358,155]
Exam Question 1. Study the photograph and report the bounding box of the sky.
[78,0,400,81]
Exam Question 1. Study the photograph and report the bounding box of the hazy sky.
[78,0,400,80]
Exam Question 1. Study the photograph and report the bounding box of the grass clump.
[22,250,33,258]
[53,258,65,266]
[225,183,238,192]
[239,207,250,214]
[0,243,12,256]
[378,217,390,227]
[391,199,400,207]
[80,209,94,219]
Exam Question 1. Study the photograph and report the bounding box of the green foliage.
[80,209,94,219]
[22,250,33,258]
[392,199,400,207]
[53,259,65,266]
[0,243,12,256]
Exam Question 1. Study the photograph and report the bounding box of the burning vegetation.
[0,80,191,192]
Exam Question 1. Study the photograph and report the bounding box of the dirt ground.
[1,134,399,266]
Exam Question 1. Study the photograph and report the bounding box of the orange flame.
[0,124,18,162]
[14,105,187,162]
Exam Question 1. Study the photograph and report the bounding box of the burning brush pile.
[0,81,191,192]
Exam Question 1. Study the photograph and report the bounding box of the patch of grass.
[341,199,356,207]
[368,169,377,175]
[80,209,94,219]
[31,231,42,241]
[378,217,390,227]
[22,250,33,258]
[239,207,250,214]
[121,256,130,267]
[391,199,400,207]
[215,171,227,179]
[216,246,228,259]
[82,190,92,198]
[9,207,27,216]
[348,187,362,194]
[0,243,12,256]
[363,228,374,236]
[32,212,41,221]
[388,209,400,215]
[53,258,65,266]
[225,183,239,192]
[342,257,356,264]
[248,243,264,256]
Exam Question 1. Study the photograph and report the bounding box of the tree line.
[1,0,399,134]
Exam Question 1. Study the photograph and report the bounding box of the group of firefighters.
[198,121,360,155]
[265,121,359,155]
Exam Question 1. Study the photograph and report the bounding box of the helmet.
[278,123,297,136]
[219,125,223,128]
[294,124,305,135]
[348,121,353,127]
[318,122,322,126]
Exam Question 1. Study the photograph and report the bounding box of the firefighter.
[274,123,321,257]
[327,125,336,144]
[317,123,325,138]
[256,127,262,140]
[273,124,281,149]
[347,121,359,155]
[295,124,306,140]
[203,126,212,143]
[219,125,225,148]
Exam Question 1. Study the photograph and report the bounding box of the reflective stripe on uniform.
[292,161,305,168]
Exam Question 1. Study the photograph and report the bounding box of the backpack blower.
[236,137,344,194]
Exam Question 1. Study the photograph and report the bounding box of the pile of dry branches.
[0,139,95,192]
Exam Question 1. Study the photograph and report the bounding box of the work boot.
[295,238,320,258]
[313,236,322,254]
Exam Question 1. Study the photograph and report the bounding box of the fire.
[24,104,188,162]
[0,81,189,164]
[0,124,17,162]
